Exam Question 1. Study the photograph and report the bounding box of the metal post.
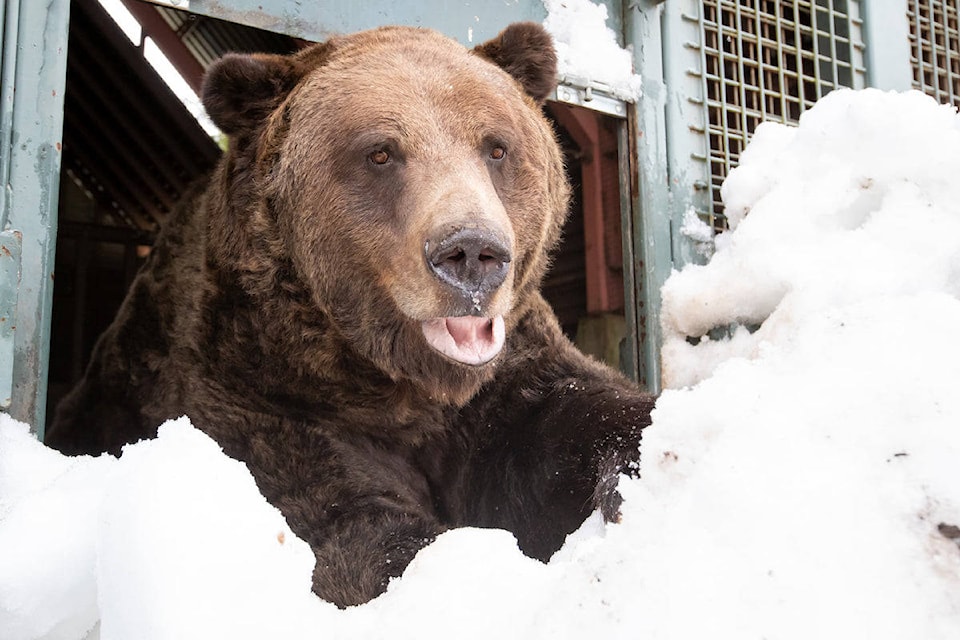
[621,0,671,394]
[862,0,914,91]
[0,0,71,434]
[661,0,712,267]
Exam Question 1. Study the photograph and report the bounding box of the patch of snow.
[543,0,643,100]
[0,421,115,640]
[653,89,960,636]
[679,207,716,259]
[662,89,960,386]
[95,419,324,638]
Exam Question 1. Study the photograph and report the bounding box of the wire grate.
[696,0,865,230]
[907,0,960,107]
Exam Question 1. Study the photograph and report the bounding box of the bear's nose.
[426,228,511,298]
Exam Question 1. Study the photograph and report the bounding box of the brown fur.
[46,23,655,607]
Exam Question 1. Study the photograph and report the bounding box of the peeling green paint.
[0,0,69,435]
[622,0,670,394]
[0,230,21,408]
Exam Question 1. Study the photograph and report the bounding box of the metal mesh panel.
[907,0,960,107]
[696,0,866,230]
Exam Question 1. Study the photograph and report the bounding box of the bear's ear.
[473,22,557,104]
[202,44,335,135]
[201,53,303,135]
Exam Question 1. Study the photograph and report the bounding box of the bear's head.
[201,23,569,406]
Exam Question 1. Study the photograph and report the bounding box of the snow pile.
[0,416,650,639]
[653,88,960,635]
[0,422,116,640]
[543,0,643,100]
[679,207,716,259]
[662,88,960,387]
[0,418,329,640]
[2,88,960,638]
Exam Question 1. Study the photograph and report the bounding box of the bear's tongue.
[421,316,505,366]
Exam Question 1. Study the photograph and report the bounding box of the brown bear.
[46,22,655,607]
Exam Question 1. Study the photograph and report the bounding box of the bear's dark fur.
[46,22,655,607]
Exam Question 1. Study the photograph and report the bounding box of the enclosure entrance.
[46,0,641,428]
[542,103,632,373]
[46,0,299,421]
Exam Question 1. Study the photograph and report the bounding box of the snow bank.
[0,418,328,640]
[2,88,959,638]
[653,88,960,636]
[662,88,960,387]
[543,0,643,100]
[0,418,641,640]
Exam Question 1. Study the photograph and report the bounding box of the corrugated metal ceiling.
[154,3,299,70]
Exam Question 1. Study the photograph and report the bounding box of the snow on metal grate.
[693,0,866,231]
[907,0,960,107]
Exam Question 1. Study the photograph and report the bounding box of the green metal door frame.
[0,0,70,434]
[0,0,666,439]
[146,0,555,45]
[621,0,669,394]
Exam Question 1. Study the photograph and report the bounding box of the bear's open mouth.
[421,316,505,366]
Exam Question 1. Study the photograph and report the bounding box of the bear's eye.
[369,149,391,165]
[490,146,506,161]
